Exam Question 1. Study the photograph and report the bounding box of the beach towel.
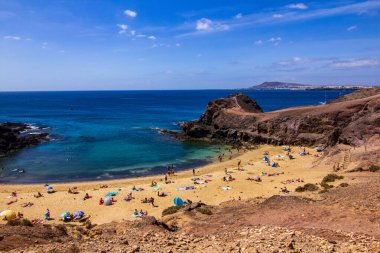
[205,179,212,182]
[221,186,231,190]
[202,175,213,178]
[152,185,160,190]
[191,178,200,181]
[176,186,195,191]
[131,213,142,217]
[105,192,118,197]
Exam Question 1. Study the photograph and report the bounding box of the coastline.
[0,144,349,225]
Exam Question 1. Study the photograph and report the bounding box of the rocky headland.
[179,89,380,167]
[0,122,49,157]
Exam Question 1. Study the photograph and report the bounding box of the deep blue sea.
[0,89,353,183]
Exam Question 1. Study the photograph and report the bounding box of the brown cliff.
[181,91,380,149]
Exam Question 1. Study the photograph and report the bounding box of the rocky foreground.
[0,122,49,157]
[1,174,380,252]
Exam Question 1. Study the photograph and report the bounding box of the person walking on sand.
[192,168,195,176]
[44,208,50,220]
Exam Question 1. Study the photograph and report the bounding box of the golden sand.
[0,145,333,224]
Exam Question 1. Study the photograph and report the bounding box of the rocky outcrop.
[0,122,49,157]
[180,91,380,148]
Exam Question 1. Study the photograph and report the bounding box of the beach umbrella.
[263,156,269,161]
[271,162,277,168]
[173,197,184,206]
[60,212,70,218]
[104,197,113,206]
[299,151,306,156]
[46,185,53,190]
[0,210,16,221]
[74,211,85,217]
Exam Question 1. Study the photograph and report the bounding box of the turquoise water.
[0,89,353,183]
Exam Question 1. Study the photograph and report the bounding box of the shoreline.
[0,144,240,186]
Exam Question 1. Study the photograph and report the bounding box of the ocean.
[0,89,353,183]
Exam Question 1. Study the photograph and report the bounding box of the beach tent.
[173,197,184,206]
[263,156,269,162]
[0,210,16,221]
[271,162,277,168]
[104,197,113,206]
[46,185,53,190]
[299,151,306,156]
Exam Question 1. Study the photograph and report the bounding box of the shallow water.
[0,89,353,183]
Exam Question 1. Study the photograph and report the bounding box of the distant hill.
[246,81,368,90]
[247,82,312,90]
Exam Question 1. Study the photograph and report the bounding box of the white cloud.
[234,13,243,19]
[277,56,309,66]
[148,35,156,40]
[254,40,263,45]
[42,42,48,49]
[196,18,212,31]
[130,30,136,36]
[136,34,146,38]
[347,25,357,32]
[196,18,229,32]
[3,36,21,40]
[272,14,284,18]
[124,9,137,18]
[330,59,380,69]
[176,43,181,47]
[117,24,128,34]
[287,3,308,10]
[268,37,282,42]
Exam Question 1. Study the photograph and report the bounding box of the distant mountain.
[247,82,312,90]
[246,81,366,90]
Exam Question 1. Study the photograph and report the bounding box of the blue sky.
[0,0,379,91]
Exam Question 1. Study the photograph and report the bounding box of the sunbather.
[157,191,167,197]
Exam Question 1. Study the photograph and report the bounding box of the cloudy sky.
[0,0,379,91]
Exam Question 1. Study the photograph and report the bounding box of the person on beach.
[44,208,50,220]
[150,197,156,207]
[157,191,167,197]
[192,168,195,176]
[83,193,91,200]
[151,181,157,187]
[33,192,43,198]
[99,198,104,205]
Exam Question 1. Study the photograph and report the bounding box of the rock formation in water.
[180,90,380,149]
[0,122,49,157]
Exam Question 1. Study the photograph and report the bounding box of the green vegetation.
[295,183,319,192]
[322,174,344,184]
[196,206,212,215]
[6,219,33,227]
[320,182,334,190]
[162,206,183,216]
[369,165,380,172]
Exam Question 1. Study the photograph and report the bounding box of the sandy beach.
[0,144,349,225]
